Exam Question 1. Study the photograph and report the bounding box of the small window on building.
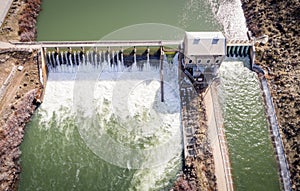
[193,38,200,44]
[212,38,219,44]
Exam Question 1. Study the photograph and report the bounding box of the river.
[19,0,280,190]
[36,0,220,41]
[217,60,280,190]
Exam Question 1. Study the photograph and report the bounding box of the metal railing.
[210,80,234,191]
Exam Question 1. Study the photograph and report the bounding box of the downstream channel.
[217,60,281,190]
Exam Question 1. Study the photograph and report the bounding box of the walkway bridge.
[7,40,182,49]
[2,39,254,60]
[4,39,254,53]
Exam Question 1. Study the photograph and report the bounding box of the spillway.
[19,51,182,190]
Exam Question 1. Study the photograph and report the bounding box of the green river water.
[19,0,280,190]
[218,60,281,190]
[36,0,220,41]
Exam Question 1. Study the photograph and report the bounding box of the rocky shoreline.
[172,79,217,191]
[241,0,300,189]
[0,89,40,191]
[0,49,42,191]
[0,0,43,190]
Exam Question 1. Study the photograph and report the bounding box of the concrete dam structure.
[39,33,254,84]
[1,31,290,190]
[36,32,256,191]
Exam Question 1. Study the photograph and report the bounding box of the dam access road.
[0,0,13,27]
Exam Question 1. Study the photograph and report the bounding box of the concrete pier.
[260,75,292,191]
[204,82,234,191]
[160,47,164,102]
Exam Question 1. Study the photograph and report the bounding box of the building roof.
[184,32,226,56]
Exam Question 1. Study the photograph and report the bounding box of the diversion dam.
[10,33,290,190]
[0,0,291,190]
[21,43,183,191]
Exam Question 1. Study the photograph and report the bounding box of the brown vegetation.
[18,0,41,41]
[0,89,39,191]
[0,50,42,191]
[0,1,43,188]
[241,0,300,189]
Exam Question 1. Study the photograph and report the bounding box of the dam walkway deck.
[1,40,182,50]
[0,39,253,50]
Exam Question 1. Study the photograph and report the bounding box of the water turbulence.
[216,60,281,190]
[19,49,182,190]
[208,0,248,39]
[19,0,285,189]
[73,50,181,169]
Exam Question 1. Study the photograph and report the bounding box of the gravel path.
[0,0,14,28]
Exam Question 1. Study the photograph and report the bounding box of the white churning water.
[20,54,182,191]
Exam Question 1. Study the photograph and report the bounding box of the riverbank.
[0,49,42,191]
[0,0,43,190]
[18,0,41,41]
[0,49,43,191]
[172,80,217,191]
[0,0,41,42]
[241,0,300,189]
[0,89,40,190]
[0,0,23,42]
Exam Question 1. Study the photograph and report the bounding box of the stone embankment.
[241,0,300,189]
[0,89,40,191]
[172,79,217,191]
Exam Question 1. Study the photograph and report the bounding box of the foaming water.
[208,0,248,39]
[19,57,182,190]
[217,60,281,190]
[178,0,221,31]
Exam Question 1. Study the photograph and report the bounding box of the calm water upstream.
[19,0,280,190]
[36,0,220,41]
